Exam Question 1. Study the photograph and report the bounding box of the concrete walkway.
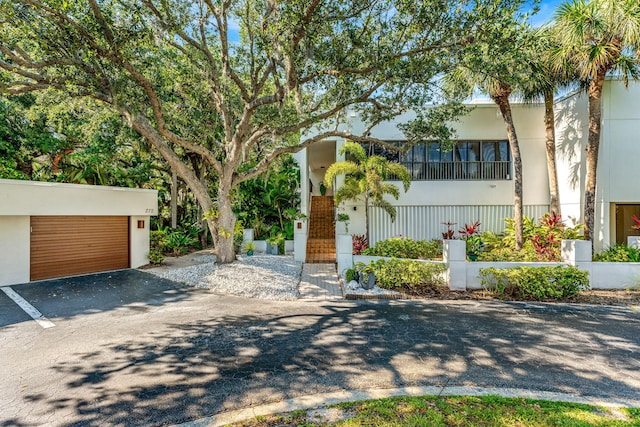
[297,263,343,300]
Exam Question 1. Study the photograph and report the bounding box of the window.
[361,140,511,181]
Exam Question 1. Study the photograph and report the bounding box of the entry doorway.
[614,204,640,245]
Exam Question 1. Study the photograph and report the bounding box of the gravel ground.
[343,279,402,297]
[149,254,302,301]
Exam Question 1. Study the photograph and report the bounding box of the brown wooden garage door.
[31,216,129,281]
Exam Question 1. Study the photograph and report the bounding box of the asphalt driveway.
[1,270,639,426]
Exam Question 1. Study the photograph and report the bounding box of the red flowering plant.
[458,221,484,256]
[441,222,457,240]
[632,215,640,231]
[352,234,369,255]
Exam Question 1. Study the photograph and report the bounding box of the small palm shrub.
[594,244,640,262]
[362,237,442,260]
[165,230,198,256]
[372,259,446,292]
[480,266,589,300]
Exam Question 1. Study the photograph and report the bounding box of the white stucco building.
[294,79,640,262]
[0,180,157,286]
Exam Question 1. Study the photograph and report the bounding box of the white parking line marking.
[1,287,55,329]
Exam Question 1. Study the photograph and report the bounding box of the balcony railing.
[394,161,511,181]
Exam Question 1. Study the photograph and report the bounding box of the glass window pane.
[413,144,426,162]
[482,141,496,161]
[428,142,441,162]
[400,146,413,162]
[498,141,509,161]
[440,146,453,161]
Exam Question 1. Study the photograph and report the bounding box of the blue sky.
[528,0,565,27]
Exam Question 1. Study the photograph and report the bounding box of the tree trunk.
[171,171,178,229]
[213,178,237,263]
[127,114,239,263]
[492,88,524,251]
[544,89,560,215]
[584,74,605,243]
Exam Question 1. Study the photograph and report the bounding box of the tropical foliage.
[479,213,582,262]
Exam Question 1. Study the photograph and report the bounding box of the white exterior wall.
[0,179,157,216]
[0,180,157,285]
[332,103,550,242]
[130,216,151,269]
[0,216,30,286]
[555,80,640,250]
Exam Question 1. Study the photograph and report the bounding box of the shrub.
[345,268,359,282]
[150,230,168,251]
[372,258,446,292]
[480,213,582,262]
[148,249,165,265]
[480,266,589,300]
[594,244,640,262]
[362,237,442,260]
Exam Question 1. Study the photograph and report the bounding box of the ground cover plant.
[480,265,590,301]
[233,395,640,426]
[362,237,442,260]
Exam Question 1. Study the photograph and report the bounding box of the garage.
[0,179,157,286]
[30,216,130,281]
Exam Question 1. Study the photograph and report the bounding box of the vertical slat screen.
[370,205,550,245]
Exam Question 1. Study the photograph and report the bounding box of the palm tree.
[520,27,577,215]
[552,0,640,242]
[447,65,530,249]
[324,141,411,241]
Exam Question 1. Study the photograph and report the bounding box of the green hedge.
[480,266,589,300]
[594,244,640,262]
[372,258,446,291]
[362,237,442,260]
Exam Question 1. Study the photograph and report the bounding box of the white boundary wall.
[346,240,640,291]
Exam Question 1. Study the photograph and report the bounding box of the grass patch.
[233,395,640,426]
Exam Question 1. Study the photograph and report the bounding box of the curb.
[177,385,640,427]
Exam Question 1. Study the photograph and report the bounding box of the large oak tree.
[0,0,525,263]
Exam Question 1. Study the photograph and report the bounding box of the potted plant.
[243,241,256,256]
[319,182,327,196]
[267,233,284,255]
[355,262,376,290]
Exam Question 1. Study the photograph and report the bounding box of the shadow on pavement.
[22,299,640,426]
[4,270,197,326]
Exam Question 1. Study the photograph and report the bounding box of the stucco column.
[561,240,592,281]
[443,239,467,291]
[293,220,307,262]
[336,234,353,278]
